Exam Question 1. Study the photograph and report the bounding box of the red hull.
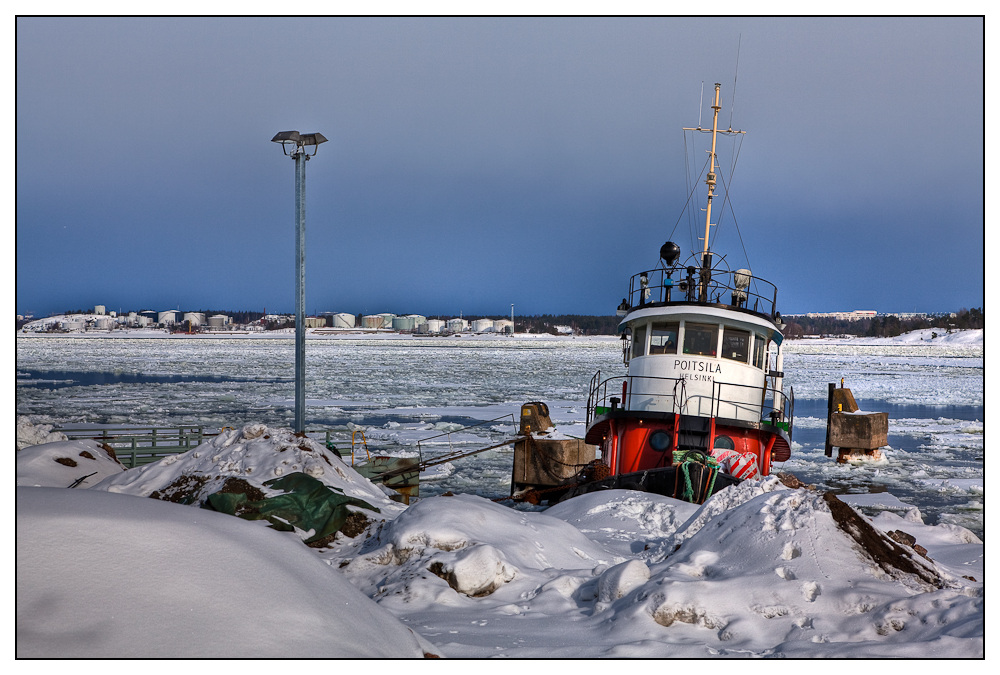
[592,414,790,478]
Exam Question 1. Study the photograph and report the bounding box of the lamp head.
[659,241,681,266]
[272,130,327,156]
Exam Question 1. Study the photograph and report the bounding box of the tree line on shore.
[783,308,983,339]
[22,307,983,338]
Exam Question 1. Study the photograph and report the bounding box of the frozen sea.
[15,330,984,540]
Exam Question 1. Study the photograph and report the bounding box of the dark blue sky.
[15,17,984,318]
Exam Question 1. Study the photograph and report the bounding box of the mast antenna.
[730,35,742,129]
[698,81,704,128]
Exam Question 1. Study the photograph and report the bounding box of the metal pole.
[294,151,307,433]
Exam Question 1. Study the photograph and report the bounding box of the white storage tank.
[208,315,229,328]
[472,318,494,332]
[332,312,356,328]
[304,317,325,328]
[392,316,417,331]
[424,319,445,333]
[93,317,113,330]
[493,319,513,334]
[183,312,205,327]
[61,319,85,331]
[94,305,106,315]
[158,311,177,325]
[364,313,395,329]
[447,318,468,332]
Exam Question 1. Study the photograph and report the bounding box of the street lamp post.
[271,131,327,433]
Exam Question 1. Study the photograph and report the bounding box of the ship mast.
[683,82,744,302]
[702,83,721,261]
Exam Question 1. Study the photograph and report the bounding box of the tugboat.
[565,83,794,503]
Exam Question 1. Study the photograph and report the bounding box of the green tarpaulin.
[204,472,380,544]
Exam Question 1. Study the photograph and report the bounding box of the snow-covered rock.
[16,416,68,450]
[16,439,126,488]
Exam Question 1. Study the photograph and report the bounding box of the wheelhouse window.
[649,322,679,355]
[752,333,766,369]
[631,324,647,358]
[683,323,718,357]
[721,327,750,363]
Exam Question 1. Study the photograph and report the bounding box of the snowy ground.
[16,420,984,658]
[796,328,983,346]
[15,329,985,658]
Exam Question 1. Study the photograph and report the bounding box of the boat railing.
[587,372,793,437]
[625,267,778,318]
[415,413,518,465]
[711,379,795,437]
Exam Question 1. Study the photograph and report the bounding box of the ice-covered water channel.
[16,333,984,539]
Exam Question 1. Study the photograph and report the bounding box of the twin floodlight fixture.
[271,130,328,156]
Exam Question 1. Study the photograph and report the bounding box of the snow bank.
[16,438,126,488]
[571,486,983,657]
[323,482,983,658]
[543,489,700,558]
[15,487,432,658]
[335,493,622,609]
[792,328,983,346]
[885,329,983,345]
[93,423,406,524]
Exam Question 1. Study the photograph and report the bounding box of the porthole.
[713,435,735,451]
[649,430,671,452]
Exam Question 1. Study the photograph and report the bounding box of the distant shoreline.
[14,328,983,347]
[15,329,620,342]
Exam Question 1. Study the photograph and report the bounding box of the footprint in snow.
[782,542,801,560]
[801,581,821,602]
[775,566,796,580]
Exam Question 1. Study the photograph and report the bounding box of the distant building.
[94,305,106,315]
[789,310,951,322]
[791,310,877,321]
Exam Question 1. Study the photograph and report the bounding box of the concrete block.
[829,411,888,450]
[513,437,596,488]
